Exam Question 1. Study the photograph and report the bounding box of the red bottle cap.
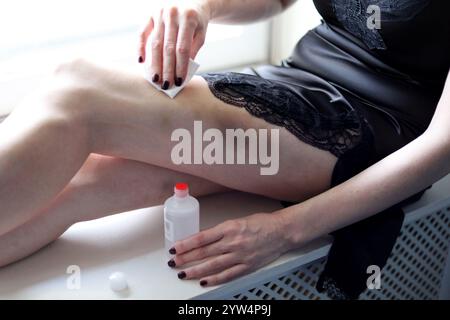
[174,182,189,198]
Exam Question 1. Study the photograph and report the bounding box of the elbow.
[423,126,450,164]
[279,0,296,10]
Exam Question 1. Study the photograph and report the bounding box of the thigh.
[64,60,337,202]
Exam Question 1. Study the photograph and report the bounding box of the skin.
[0,60,335,265]
[1,0,449,288]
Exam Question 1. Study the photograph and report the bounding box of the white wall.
[270,0,322,64]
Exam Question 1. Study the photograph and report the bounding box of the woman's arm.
[206,0,297,24]
[280,70,450,248]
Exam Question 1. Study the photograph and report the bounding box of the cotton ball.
[109,272,128,292]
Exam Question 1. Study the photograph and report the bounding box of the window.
[0,0,270,78]
[0,0,270,115]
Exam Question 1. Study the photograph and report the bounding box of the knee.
[32,58,97,127]
[52,58,92,80]
[9,59,98,147]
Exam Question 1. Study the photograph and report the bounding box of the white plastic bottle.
[164,183,200,252]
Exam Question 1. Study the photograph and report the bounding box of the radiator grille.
[227,207,450,300]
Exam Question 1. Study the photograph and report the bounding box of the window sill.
[0,174,448,299]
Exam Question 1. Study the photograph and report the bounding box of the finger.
[162,7,179,90]
[200,264,249,287]
[178,253,237,280]
[150,10,164,84]
[175,21,196,86]
[138,17,154,63]
[172,225,224,255]
[173,240,224,267]
[190,31,206,59]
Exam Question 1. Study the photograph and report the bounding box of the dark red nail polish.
[178,271,186,279]
[138,56,143,63]
[162,80,170,90]
[169,247,176,255]
[175,77,183,86]
[167,259,176,268]
[200,280,207,287]
[152,74,159,83]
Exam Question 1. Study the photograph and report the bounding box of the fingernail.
[167,259,176,268]
[200,280,208,287]
[162,80,170,90]
[152,74,159,83]
[138,56,143,63]
[177,271,186,279]
[169,247,176,255]
[175,77,183,86]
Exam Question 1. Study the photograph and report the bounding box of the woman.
[0,0,449,299]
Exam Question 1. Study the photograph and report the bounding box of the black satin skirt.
[200,21,436,299]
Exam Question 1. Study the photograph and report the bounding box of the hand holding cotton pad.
[143,59,200,99]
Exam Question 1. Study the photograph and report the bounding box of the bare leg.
[0,59,336,235]
[0,72,91,234]
[0,154,227,267]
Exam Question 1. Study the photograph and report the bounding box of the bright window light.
[0,0,267,80]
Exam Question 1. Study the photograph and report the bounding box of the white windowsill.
[0,173,448,299]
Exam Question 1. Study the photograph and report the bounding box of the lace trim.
[331,0,430,50]
[317,277,351,300]
[201,72,366,158]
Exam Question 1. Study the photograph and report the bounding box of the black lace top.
[312,0,450,89]
[283,0,450,160]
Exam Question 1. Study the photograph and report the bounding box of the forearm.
[278,91,450,248]
[203,0,295,24]
[282,131,449,247]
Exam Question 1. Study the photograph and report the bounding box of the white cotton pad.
[109,271,128,292]
[143,59,200,99]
